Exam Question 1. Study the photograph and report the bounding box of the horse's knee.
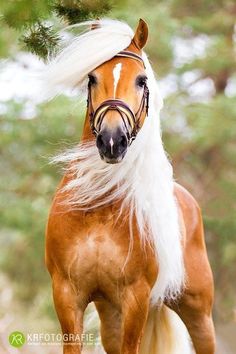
[172,290,216,354]
[181,287,214,317]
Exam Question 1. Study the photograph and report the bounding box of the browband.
[114,51,145,67]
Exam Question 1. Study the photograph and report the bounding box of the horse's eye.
[88,74,97,86]
[136,75,147,88]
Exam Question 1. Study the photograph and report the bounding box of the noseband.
[87,50,149,145]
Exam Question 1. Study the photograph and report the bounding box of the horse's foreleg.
[95,300,121,354]
[121,279,150,354]
[170,252,216,354]
[173,186,216,354]
[172,291,215,354]
[52,274,87,354]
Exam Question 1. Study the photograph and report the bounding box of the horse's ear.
[91,18,100,31]
[132,19,148,49]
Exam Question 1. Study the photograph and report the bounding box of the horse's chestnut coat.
[46,19,215,354]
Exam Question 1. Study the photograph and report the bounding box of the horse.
[45,19,215,354]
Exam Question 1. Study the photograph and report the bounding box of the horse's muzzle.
[96,127,128,164]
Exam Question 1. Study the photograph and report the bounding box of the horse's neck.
[80,110,95,142]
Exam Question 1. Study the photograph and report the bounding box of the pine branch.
[53,0,112,25]
[22,22,60,60]
[20,0,112,59]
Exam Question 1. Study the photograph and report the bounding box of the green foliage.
[0,0,112,59]
[53,0,112,24]
[0,97,84,305]
[22,22,60,59]
[170,0,236,94]
[1,0,52,29]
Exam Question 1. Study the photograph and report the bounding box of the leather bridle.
[87,50,149,145]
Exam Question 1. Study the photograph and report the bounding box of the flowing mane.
[46,19,185,304]
[43,19,134,96]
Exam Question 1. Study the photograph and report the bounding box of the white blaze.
[109,137,114,155]
[113,63,122,97]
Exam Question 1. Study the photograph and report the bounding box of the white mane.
[48,19,185,304]
[43,19,133,97]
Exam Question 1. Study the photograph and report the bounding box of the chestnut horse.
[45,19,215,354]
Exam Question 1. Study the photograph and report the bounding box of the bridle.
[87,50,149,145]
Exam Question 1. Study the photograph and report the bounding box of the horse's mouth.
[100,153,125,164]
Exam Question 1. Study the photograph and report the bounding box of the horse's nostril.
[96,133,104,149]
[96,129,128,162]
[119,135,128,149]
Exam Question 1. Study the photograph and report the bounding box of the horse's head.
[87,19,149,164]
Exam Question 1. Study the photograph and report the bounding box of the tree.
[165,0,236,320]
[1,0,112,59]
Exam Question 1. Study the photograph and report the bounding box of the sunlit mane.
[48,19,185,303]
[43,19,133,97]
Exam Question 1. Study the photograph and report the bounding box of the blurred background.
[0,0,235,353]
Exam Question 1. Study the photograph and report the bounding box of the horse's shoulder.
[174,183,200,212]
[174,183,203,245]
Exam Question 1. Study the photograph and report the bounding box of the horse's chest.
[69,226,131,278]
[67,216,155,291]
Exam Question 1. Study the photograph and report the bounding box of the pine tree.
[1,0,112,59]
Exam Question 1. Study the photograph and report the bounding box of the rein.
[87,50,149,145]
